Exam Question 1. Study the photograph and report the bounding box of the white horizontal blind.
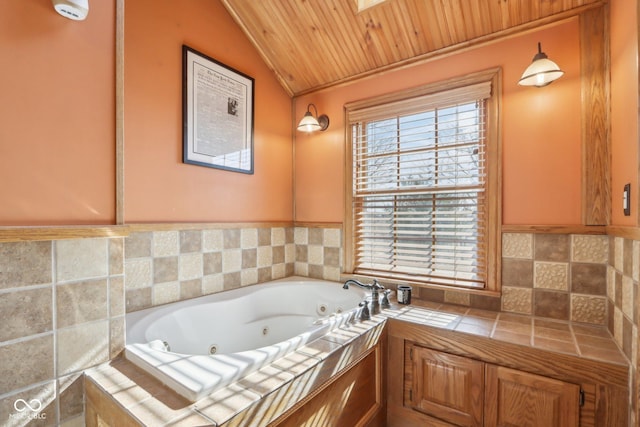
[350,84,490,288]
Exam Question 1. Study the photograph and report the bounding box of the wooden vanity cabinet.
[388,319,628,427]
[405,343,580,427]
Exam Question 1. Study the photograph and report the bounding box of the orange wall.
[0,0,116,225]
[294,20,583,225]
[610,0,639,227]
[124,0,293,222]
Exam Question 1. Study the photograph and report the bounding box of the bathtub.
[124,277,367,402]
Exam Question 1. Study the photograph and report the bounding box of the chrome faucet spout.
[343,279,385,315]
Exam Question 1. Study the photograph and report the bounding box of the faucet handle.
[358,300,371,321]
[380,289,391,309]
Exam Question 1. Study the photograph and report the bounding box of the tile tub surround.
[0,237,125,426]
[85,310,388,426]
[124,225,344,313]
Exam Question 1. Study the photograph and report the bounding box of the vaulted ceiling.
[220,0,604,96]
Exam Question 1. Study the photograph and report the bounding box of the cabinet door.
[406,345,483,427]
[484,365,580,427]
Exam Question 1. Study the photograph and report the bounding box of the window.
[344,69,501,291]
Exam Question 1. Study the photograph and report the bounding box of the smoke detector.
[52,0,89,21]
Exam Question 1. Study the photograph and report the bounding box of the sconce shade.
[518,42,564,87]
[297,104,329,132]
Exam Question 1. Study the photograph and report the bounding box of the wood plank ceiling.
[221,0,604,96]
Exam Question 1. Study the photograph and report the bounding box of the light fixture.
[297,104,329,132]
[518,42,564,87]
[52,0,89,21]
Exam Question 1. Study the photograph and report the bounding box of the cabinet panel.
[484,365,580,427]
[407,345,483,427]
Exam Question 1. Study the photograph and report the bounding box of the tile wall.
[501,233,609,324]
[0,226,635,425]
[607,235,639,424]
[0,237,124,426]
[123,225,343,312]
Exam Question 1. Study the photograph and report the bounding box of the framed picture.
[182,45,254,174]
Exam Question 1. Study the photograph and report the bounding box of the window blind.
[349,82,491,288]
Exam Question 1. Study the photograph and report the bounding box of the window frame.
[343,68,502,294]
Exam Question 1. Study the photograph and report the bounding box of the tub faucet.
[343,279,385,315]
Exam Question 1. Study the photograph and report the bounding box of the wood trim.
[580,5,611,225]
[127,222,294,232]
[501,225,607,235]
[0,225,130,243]
[115,0,125,225]
[292,222,342,229]
[605,226,640,240]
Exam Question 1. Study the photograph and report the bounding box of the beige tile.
[633,240,640,282]
[110,316,125,359]
[202,274,224,294]
[607,265,616,301]
[533,261,568,290]
[153,281,180,305]
[0,241,52,290]
[272,246,285,264]
[153,256,178,283]
[241,269,258,286]
[501,286,532,314]
[242,248,257,269]
[223,249,242,273]
[110,276,125,318]
[224,229,241,249]
[57,279,108,328]
[195,383,261,424]
[0,287,52,342]
[572,235,609,264]
[571,294,607,325]
[153,231,179,257]
[0,334,53,394]
[124,258,152,289]
[126,287,152,312]
[294,262,308,276]
[491,330,531,346]
[236,365,294,397]
[272,227,286,246]
[444,290,470,306]
[613,306,623,347]
[178,253,203,280]
[622,275,634,318]
[502,233,533,259]
[203,251,222,275]
[59,373,84,422]
[323,266,341,281]
[257,246,273,268]
[57,320,109,375]
[257,228,271,247]
[180,278,202,299]
[285,243,295,263]
[323,247,340,267]
[0,380,56,424]
[179,230,202,253]
[241,228,258,249]
[109,238,124,275]
[294,227,308,245]
[307,245,324,265]
[202,229,223,252]
[308,228,324,245]
[614,237,624,271]
[532,336,578,355]
[324,228,341,248]
[125,232,152,259]
[56,238,109,282]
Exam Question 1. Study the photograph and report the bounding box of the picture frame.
[182,45,254,174]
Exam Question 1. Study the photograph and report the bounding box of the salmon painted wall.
[610,0,639,227]
[124,0,293,222]
[294,20,583,225]
[0,0,116,225]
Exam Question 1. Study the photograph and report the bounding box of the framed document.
[182,45,254,174]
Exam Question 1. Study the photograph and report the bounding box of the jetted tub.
[125,277,367,402]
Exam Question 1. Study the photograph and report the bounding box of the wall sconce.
[297,104,330,132]
[518,42,564,87]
